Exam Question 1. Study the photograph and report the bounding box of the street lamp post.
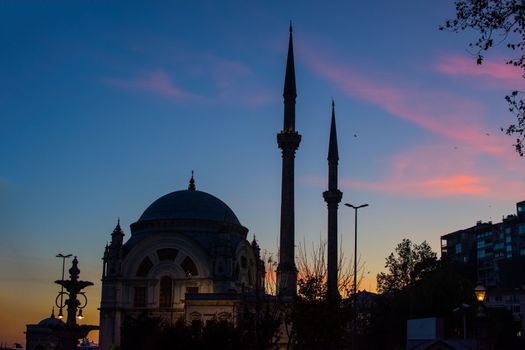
[453,303,470,339]
[345,203,368,350]
[473,283,487,350]
[56,253,72,319]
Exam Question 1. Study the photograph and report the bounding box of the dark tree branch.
[441,0,525,155]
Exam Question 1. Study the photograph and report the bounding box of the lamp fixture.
[474,284,486,302]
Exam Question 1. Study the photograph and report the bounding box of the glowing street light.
[474,284,486,303]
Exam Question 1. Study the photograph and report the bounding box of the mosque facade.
[98,179,264,349]
[98,26,342,350]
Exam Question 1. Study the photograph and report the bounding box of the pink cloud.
[382,145,525,199]
[103,67,274,107]
[209,59,276,107]
[422,175,488,196]
[300,144,486,198]
[343,176,488,197]
[299,174,485,198]
[300,46,510,157]
[102,52,275,107]
[369,175,524,199]
[213,60,254,89]
[103,70,194,100]
[300,173,518,199]
[435,54,524,87]
[296,44,525,200]
[300,140,525,200]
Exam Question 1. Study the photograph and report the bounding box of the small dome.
[38,315,64,327]
[138,190,241,226]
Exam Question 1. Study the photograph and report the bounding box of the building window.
[506,245,513,252]
[506,236,512,243]
[520,248,525,256]
[136,257,153,277]
[519,224,525,235]
[134,287,146,307]
[505,227,512,234]
[181,257,198,277]
[159,276,172,308]
[157,248,178,261]
[455,243,462,254]
[478,249,486,259]
[241,256,248,268]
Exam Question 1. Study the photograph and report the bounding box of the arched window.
[159,276,172,308]
[157,248,178,261]
[136,257,153,277]
[181,256,198,277]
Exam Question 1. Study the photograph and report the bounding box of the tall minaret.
[276,24,301,298]
[323,100,343,299]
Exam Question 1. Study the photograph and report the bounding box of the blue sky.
[1,1,524,344]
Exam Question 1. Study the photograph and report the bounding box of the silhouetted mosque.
[98,26,343,350]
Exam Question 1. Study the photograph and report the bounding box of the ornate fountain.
[53,256,99,350]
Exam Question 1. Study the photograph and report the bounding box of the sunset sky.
[1,0,525,345]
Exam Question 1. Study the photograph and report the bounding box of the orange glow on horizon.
[0,283,101,346]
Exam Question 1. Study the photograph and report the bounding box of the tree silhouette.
[296,239,365,298]
[376,239,438,293]
[290,276,352,350]
[441,0,525,155]
[264,239,365,297]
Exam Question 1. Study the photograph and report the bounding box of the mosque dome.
[138,189,241,226]
[37,312,64,327]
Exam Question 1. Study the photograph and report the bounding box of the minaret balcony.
[323,190,343,203]
[277,131,301,151]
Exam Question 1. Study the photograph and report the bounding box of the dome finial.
[188,170,196,191]
[51,306,55,318]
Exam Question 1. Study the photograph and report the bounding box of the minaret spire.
[283,21,297,132]
[323,100,343,299]
[277,24,301,298]
[328,99,339,165]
